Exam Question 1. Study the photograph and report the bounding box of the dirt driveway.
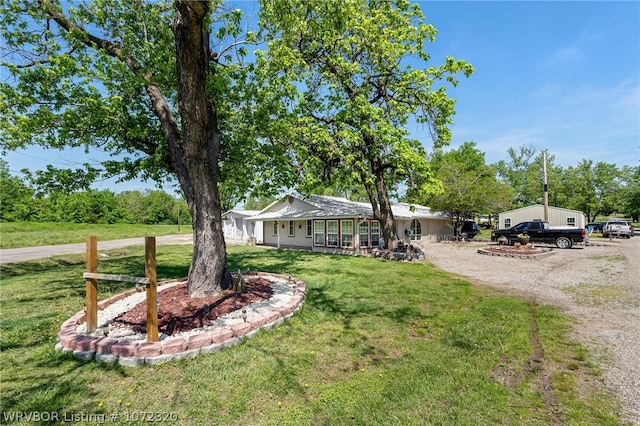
[424,237,640,425]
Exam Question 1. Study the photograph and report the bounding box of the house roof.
[222,210,261,219]
[499,204,585,215]
[247,195,448,221]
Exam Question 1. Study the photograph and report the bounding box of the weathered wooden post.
[85,236,98,333]
[145,237,158,342]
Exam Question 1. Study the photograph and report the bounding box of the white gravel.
[423,237,640,425]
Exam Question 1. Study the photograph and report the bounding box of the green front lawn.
[0,222,188,249]
[0,245,625,425]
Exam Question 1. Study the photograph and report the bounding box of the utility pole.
[542,152,549,222]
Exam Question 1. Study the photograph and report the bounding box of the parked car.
[602,220,633,238]
[586,222,605,233]
[460,221,481,239]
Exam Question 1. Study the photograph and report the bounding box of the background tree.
[0,0,266,295]
[428,142,512,233]
[496,145,564,208]
[258,0,473,249]
[556,160,624,222]
[0,159,34,221]
[616,166,640,221]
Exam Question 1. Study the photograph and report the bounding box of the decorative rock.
[231,322,252,337]
[95,337,118,354]
[119,356,145,367]
[110,340,140,357]
[95,352,118,363]
[187,333,212,350]
[200,342,224,354]
[134,342,163,358]
[68,335,98,351]
[161,338,187,354]
[210,328,234,343]
[144,353,176,365]
[220,337,242,348]
[172,348,200,360]
[58,330,79,347]
[73,350,95,361]
[248,315,267,330]
[244,329,259,339]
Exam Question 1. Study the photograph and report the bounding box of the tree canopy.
[427,142,512,230]
[254,0,473,248]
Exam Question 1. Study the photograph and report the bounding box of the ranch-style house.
[235,195,452,254]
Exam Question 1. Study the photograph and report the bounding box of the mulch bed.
[110,277,274,336]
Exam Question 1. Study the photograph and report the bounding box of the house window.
[341,220,353,247]
[272,222,279,236]
[567,217,576,227]
[314,220,325,246]
[327,220,339,247]
[288,221,295,237]
[306,220,312,238]
[504,218,511,228]
[410,219,422,240]
[359,221,369,247]
[371,220,380,247]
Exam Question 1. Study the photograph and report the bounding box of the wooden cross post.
[85,236,98,333]
[145,237,158,342]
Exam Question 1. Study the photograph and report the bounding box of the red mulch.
[110,277,273,336]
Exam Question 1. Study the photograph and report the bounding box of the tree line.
[4,143,637,228]
[424,143,639,228]
[0,160,190,225]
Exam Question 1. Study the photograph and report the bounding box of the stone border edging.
[477,247,557,259]
[55,272,306,367]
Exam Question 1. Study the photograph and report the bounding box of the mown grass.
[0,245,627,425]
[0,222,188,249]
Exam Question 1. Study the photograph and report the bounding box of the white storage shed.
[498,204,586,229]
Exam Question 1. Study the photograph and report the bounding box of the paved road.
[0,234,194,264]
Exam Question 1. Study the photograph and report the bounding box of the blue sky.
[3,1,639,193]
[413,1,639,168]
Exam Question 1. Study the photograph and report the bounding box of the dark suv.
[460,221,481,239]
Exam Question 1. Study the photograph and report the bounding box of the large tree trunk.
[172,1,231,297]
[365,157,399,250]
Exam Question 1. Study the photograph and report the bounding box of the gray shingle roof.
[246,195,448,221]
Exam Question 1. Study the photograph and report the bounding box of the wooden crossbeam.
[82,272,150,285]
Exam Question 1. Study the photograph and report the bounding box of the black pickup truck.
[491,221,586,249]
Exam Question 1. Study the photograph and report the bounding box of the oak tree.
[257,0,473,249]
[0,0,261,295]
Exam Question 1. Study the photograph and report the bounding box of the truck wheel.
[555,237,573,249]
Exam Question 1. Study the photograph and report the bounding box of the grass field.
[0,222,188,249]
[0,243,626,425]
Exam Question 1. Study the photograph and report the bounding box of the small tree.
[428,142,512,234]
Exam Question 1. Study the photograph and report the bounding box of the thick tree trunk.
[365,157,399,250]
[172,1,231,296]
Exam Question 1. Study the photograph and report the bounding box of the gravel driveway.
[424,237,640,425]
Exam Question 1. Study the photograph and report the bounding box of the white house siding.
[396,218,453,244]
[221,210,263,243]
[222,217,244,240]
[498,205,585,229]
[262,219,313,249]
[249,195,454,253]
